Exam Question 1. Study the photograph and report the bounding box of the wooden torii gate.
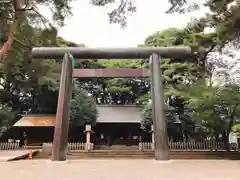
[31,47,191,161]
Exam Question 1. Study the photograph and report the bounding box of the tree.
[144,28,188,47]
[205,0,240,44]
[140,101,195,141]
[0,25,62,113]
[0,0,138,61]
[140,101,177,130]
[232,124,240,136]
[73,58,149,105]
[0,22,91,132]
[98,59,148,105]
[70,84,98,126]
[90,0,136,27]
[0,105,20,137]
[166,0,240,46]
[137,28,205,127]
[207,37,240,86]
[178,83,240,149]
[166,28,240,147]
[0,8,66,132]
[0,0,75,61]
[89,0,204,27]
[3,0,238,61]
[137,26,223,141]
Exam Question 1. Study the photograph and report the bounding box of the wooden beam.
[73,68,150,77]
[31,46,192,59]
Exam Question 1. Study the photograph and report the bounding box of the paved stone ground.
[1,159,240,180]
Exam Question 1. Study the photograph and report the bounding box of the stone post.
[151,124,154,150]
[23,132,28,146]
[85,124,92,151]
[139,134,143,151]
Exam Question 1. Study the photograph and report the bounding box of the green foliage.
[98,59,144,95]
[77,58,149,105]
[90,0,136,27]
[99,59,142,68]
[71,86,98,125]
[138,28,204,107]
[35,0,75,26]
[232,124,240,135]
[136,92,151,105]
[140,103,152,129]
[57,37,85,47]
[107,86,131,93]
[90,0,201,26]
[0,105,20,137]
[0,0,75,26]
[166,0,240,46]
[204,0,240,43]
[144,28,187,47]
[140,102,176,129]
[106,78,131,93]
[2,0,240,142]
[107,78,128,87]
[179,83,240,136]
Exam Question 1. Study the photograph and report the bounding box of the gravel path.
[1,159,240,180]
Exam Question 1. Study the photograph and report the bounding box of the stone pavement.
[1,159,240,180]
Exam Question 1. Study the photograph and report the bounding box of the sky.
[40,0,208,47]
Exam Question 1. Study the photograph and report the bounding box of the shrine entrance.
[31,46,191,161]
[96,124,129,146]
[93,122,140,147]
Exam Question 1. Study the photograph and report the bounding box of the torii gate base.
[31,47,191,161]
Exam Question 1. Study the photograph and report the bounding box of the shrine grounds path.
[1,159,239,180]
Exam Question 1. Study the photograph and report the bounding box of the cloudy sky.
[40,0,208,47]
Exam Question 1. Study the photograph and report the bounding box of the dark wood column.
[52,53,73,161]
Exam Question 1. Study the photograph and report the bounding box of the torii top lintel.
[31,46,192,59]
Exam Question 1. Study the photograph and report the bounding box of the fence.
[139,140,236,151]
[42,142,94,152]
[2,141,234,152]
[68,142,94,151]
[0,142,20,150]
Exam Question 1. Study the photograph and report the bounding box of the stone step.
[94,146,139,150]
[34,150,240,160]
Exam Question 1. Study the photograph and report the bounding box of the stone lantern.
[84,124,93,151]
[148,124,154,150]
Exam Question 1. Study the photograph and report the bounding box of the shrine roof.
[13,115,55,127]
[13,105,142,127]
[96,105,142,123]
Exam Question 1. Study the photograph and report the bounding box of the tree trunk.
[0,25,14,61]
[0,13,17,61]
[0,0,23,62]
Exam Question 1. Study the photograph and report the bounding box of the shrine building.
[6,105,152,147]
